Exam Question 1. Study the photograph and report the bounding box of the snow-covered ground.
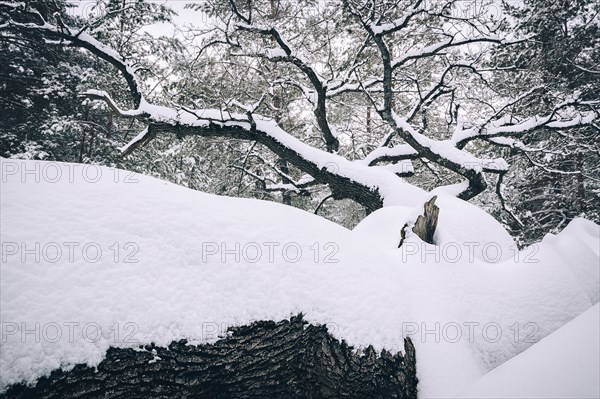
[1,158,599,397]
[459,303,600,399]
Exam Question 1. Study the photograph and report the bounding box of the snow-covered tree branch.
[1,0,597,219]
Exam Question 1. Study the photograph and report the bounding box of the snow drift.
[459,303,600,399]
[1,158,598,397]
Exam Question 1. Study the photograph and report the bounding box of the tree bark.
[2,315,418,399]
[576,151,585,213]
[412,196,439,245]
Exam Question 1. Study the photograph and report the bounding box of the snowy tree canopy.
[2,0,597,231]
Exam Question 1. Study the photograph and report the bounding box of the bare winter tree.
[2,0,597,217]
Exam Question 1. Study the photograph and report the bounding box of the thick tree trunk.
[576,151,585,213]
[2,316,418,399]
[278,158,292,205]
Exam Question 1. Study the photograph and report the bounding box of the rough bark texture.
[2,315,418,399]
[412,196,439,245]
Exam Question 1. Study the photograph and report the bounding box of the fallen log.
[2,315,417,399]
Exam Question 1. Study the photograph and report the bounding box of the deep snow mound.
[1,159,599,397]
[352,195,517,262]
